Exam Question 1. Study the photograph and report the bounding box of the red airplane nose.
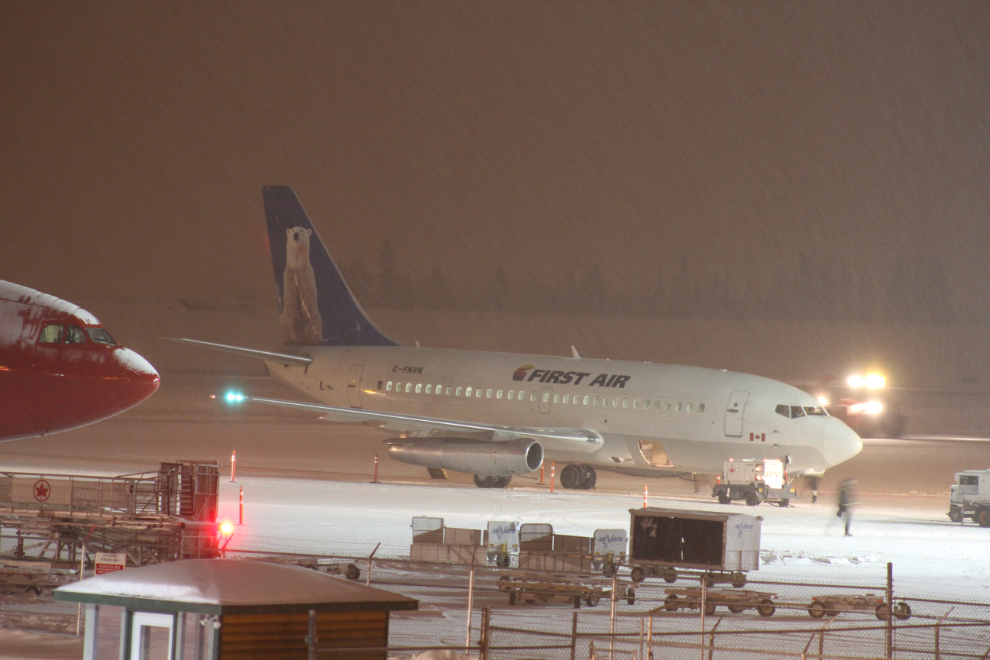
[110,348,160,412]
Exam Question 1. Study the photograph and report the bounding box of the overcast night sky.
[2,2,989,322]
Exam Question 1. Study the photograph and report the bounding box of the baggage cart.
[498,572,634,608]
[662,587,777,617]
[807,593,911,620]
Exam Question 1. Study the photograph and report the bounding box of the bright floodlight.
[817,396,829,406]
[847,375,865,388]
[865,400,883,414]
[865,373,886,389]
[224,391,246,404]
[220,521,234,535]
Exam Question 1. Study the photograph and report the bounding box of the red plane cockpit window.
[65,326,87,344]
[85,327,117,345]
[38,324,64,343]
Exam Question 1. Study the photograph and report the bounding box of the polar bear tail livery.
[263,186,399,347]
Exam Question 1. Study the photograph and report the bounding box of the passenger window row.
[379,380,704,413]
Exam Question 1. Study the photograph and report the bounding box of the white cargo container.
[627,508,762,586]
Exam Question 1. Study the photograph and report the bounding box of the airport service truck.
[948,470,990,527]
[712,459,796,507]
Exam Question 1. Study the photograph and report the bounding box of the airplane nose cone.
[822,418,863,466]
[111,348,160,410]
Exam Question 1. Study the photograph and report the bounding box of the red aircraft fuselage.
[0,281,159,441]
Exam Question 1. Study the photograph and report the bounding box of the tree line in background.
[340,241,957,324]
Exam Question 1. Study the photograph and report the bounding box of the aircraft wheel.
[494,475,512,488]
[745,492,760,506]
[578,464,597,489]
[977,507,990,528]
[949,506,963,523]
[717,492,731,505]
[560,464,582,489]
[473,475,493,488]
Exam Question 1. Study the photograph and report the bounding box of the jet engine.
[385,437,543,476]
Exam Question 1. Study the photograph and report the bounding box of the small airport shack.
[54,559,418,660]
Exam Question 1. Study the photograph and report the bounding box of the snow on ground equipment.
[627,508,760,588]
[711,459,796,507]
[948,470,990,526]
[807,593,911,620]
[662,587,777,617]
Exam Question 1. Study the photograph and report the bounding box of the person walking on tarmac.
[837,478,855,536]
[807,475,820,503]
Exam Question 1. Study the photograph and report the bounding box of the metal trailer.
[711,460,796,507]
[627,508,761,587]
[662,587,777,617]
[807,593,912,620]
[498,572,633,608]
[948,470,990,526]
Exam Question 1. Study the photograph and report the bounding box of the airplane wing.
[240,395,604,454]
[166,338,313,366]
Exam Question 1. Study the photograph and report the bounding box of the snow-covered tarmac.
[216,475,990,602]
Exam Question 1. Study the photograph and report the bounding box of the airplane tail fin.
[263,186,399,347]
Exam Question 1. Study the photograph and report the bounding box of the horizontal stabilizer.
[165,338,313,366]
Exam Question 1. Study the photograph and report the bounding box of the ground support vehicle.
[662,587,777,617]
[498,572,634,608]
[948,470,990,526]
[628,508,761,589]
[712,460,796,507]
[807,593,911,620]
[629,565,747,588]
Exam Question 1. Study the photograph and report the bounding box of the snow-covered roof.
[54,559,418,615]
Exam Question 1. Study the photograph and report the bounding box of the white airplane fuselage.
[265,345,862,478]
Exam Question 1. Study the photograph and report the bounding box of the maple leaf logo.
[33,480,51,502]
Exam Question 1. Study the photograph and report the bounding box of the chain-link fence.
[4,550,990,658]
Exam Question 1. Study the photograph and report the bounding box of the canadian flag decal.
[749,432,766,442]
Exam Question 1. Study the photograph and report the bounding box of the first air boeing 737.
[175,186,862,489]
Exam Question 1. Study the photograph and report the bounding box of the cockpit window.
[39,324,64,343]
[790,405,806,418]
[65,325,87,344]
[85,328,117,345]
[775,404,790,418]
[803,406,829,416]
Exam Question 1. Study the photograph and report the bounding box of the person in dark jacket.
[837,478,855,536]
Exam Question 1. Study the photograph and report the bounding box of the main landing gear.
[559,464,597,490]
[474,475,512,489]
